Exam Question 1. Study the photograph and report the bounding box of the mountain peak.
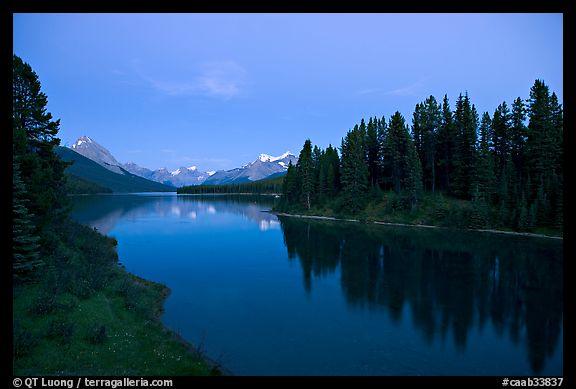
[69,135,124,175]
[257,151,293,163]
[72,135,94,149]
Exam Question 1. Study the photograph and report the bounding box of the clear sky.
[13,13,563,172]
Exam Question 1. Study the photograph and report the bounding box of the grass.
[13,220,220,376]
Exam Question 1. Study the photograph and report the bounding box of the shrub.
[47,320,75,345]
[13,322,38,358]
[88,324,107,344]
[31,290,57,315]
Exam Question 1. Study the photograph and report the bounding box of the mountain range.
[55,146,173,193]
[203,152,297,185]
[67,136,297,187]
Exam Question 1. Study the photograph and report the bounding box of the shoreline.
[153,282,233,376]
[272,212,563,240]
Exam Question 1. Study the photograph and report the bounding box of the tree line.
[280,80,563,232]
[178,175,284,194]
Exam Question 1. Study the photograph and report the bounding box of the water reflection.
[278,216,563,374]
[70,194,562,375]
[71,194,278,234]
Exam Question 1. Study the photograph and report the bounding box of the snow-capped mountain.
[69,136,213,187]
[204,151,297,185]
[68,136,294,187]
[121,163,216,187]
[71,136,125,175]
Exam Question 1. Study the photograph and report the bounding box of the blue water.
[71,193,563,376]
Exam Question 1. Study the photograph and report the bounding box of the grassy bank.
[275,191,563,238]
[13,220,220,376]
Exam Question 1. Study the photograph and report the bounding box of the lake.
[70,193,563,376]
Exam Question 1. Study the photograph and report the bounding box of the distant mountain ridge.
[203,152,297,185]
[56,146,173,193]
[123,164,216,187]
[67,135,297,187]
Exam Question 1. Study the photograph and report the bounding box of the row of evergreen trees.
[13,54,70,282]
[281,80,563,231]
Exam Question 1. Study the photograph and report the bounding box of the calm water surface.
[71,193,563,376]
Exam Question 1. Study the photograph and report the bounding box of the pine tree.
[321,145,340,197]
[376,116,387,190]
[13,55,69,227]
[12,159,43,282]
[451,93,478,199]
[526,79,561,226]
[436,95,455,192]
[412,103,424,165]
[341,126,369,212]
[296,139,314,210]
[312,145,322,198]
[492,101,512,179]
[282,161,300,206]
[413,96,440,192]
[366,117,380,187]
[475,112,497,202]
[549,92,563,229]
[510,97,527,185]
[384,111,421,203]
[405,135,423,209]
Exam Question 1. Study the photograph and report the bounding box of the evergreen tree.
[318,145,340,197]
[526,80,556,186]
[436,95,455,192]
[13,55,69,227]
[366,117,380,187]
[12,160,43,282]
[296,139,315,210]
[282,161,300,205]
[384,111,422,203]
[475,112,497,202]
[412,103,424,165]
[405,134,423,209]
[413,96,440,192]
[510,97,527,185]
[492,101,512,179]
[312,145,322,198]
[526,79,560,225]
[376,116,387,189]
[451,93,478,199]
[549,92,563,228]
[341,126,369,212]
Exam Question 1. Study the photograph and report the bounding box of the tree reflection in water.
[279,216,562,374]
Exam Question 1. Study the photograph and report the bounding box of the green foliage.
[178,174,284,194]
[13,322,39,358]
[277,79,561,234]
[475,112,497,202]
[297,139,315,210]
[341,126,369,212]
[13,160,43,282]
[88,324,107,345]
[13,55,70,228]
[14,221,218,376]
[412,96,440,192]
[383,111,422,205]
[46,320,75,345]
[451,93,478,199]
[65,173,113,194]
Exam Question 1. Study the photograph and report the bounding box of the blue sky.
[13,13,563,172]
